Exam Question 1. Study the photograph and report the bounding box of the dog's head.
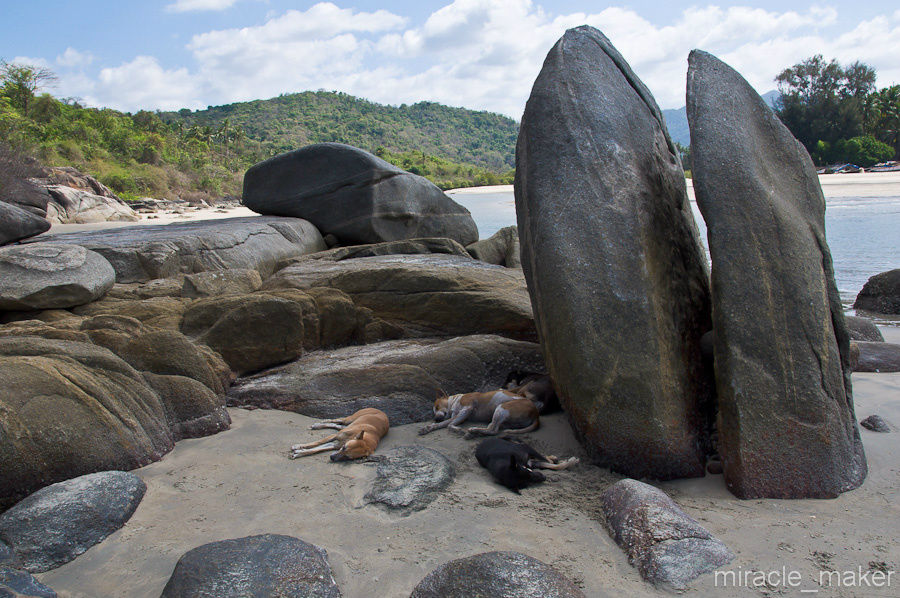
[498,455,545,493]
[329,431,372,461]
[432,391,450,422]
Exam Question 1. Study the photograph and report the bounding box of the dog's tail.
[499,421,539,436]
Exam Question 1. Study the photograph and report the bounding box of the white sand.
[36,331,900,597]
[47,206,257,235]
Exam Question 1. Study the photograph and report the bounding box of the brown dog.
[418,390,540,436]
[290,408,389,461]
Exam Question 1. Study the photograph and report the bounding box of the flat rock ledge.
[410,551,587,598]
[853,341,900,373]
[160,534,341,598]
[601,479,733,590]
[364,446,454,514]
[0,471,146,573]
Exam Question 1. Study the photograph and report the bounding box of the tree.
[0,61,57,116]
[774,55,873,154]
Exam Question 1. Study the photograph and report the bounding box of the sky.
[1,1,898,117]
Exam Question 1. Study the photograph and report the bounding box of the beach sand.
[35,327,900,597]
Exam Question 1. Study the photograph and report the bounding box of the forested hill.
[161,91,518,171]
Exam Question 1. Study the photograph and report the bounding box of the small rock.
[364,446,454,514]
[0,244,115,310]
[845,316,885,342]
[181,269,263,298]
[0,471,146,573]
[0,567,57,598]
[467,226,521,268]
[854,269,900,315]
[410,551,587,598]
[860,415,892,433]
[706,459,723,475]
[601,479,733,590]
[160,534,341,597]
[853,342,900,373]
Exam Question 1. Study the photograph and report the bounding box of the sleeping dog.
[476,437,579,492]
[505,373,560,413]
[290,407,389,461]
[418,390,540,436]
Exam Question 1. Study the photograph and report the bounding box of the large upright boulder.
[0,244,115,311]
[687,50,866,498]
[515,26,713,479]
[242,143,478,246]
[0,201,50,246]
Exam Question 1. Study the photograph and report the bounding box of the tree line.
[774,55,898,167]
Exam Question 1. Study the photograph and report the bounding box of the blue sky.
[2,1,898,116]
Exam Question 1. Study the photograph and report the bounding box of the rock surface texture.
[515,26,713,479]
[43,185,138,224]
[160,534,341,598]
[0,567,57,597]
[364,446,454,514]
[228,335,545,424]
[860,414,892,433]
[0,471,145,573]
[845,315,885,342]
[242,143,478,246]
[30,217,325,283]
[601,479,733,590]
[264,254,536,341]
[687,50,866,498]
[0,244,115,310]
[0,201,50,246]
[854,269,900,314]
[410,551,587,598]
[853,341,900,373]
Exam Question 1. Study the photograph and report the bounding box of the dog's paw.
[448,425,466,435]
[564,457,580,466]
[418,426,433,436]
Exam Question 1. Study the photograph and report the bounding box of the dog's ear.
[355,430,366,440]
[435,388,446,399]
[509,454,518,469]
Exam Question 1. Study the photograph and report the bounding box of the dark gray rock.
[846,315,885,342]
[515,26,713,479]
[29,217,325,283]
[0,471,146,573]
[295,236,472,263]
[860,414,892,433]
[228,335,545,424]
[242,143,478,246]
[264,254,536,341]
[467,225,521,268]
[854,269,900,314]
[364,446,454,514]
[687,49,866,498]
[160,534,341,598]
[0,202,49,246]
[0,542,16,568]
[410,551,587,598]
[854,341,900,373]
[0,244,115,311]
[0,567,57,598]
[601,479,733,590]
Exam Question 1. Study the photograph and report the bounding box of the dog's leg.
[465,407,509,437]
[419,406,473,435]
[529,456,580,470]
[290,442,339,459]
[310,422,344,430]
[291,432,340,451]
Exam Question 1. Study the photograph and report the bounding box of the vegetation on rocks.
[0,62,516,203]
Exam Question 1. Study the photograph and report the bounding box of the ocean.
[448,183,900,318]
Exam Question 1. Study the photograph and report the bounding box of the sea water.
[448,188,900,317]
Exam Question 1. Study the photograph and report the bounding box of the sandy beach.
[33,327,900,598]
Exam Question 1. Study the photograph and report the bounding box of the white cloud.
[56,47,94,68]
[166,0,240,13]
[46,2,900,115]
[87,56,203,111]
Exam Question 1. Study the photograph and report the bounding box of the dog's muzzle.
[329,451,349,462]
[434,412,446,422]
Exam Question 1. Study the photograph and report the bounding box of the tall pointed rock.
[686,50,866,498]
[515,26,713,479]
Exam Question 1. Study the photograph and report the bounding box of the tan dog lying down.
[290,408,389,461]
[418,390,540,437]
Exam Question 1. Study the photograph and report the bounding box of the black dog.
[475,437,578,492]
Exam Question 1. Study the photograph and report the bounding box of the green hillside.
[1,63,519,201]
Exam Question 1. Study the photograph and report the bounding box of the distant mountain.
[663,90,780,146]
[161,91,519,171]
